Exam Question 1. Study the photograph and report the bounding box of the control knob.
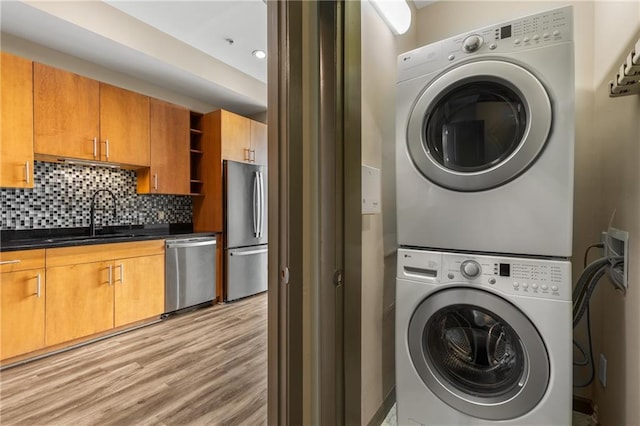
[462,35,483,53]
[460,260,482,279]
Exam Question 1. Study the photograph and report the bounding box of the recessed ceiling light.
[252,50,266,59]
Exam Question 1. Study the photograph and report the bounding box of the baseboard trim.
[367,386,396,426]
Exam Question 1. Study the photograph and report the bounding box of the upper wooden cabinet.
[250,119,267,166]
[99,83,150,166]
[137,98,189,195]
[34,63,100,161]
[216,109,267,165]
[33,63,150,167]
[1,52,34,188]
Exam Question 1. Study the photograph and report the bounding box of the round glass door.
[406,60,551,191]
[408,288,550,420]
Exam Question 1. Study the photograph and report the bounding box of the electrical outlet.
[599,353,607,387]
[158,211,165,221]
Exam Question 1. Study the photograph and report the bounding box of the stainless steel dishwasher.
[165,236,217,313]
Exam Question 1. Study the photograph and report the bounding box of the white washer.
[396,248,572,425]
[396,6,575,257]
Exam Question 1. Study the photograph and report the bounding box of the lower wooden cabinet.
[1,269,46,360]
[43,241,165,351]
[45,261,114,346]
[114,254,164,327]
[1,249,46,361]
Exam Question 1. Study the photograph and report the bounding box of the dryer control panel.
[398,248,572,302]
[397,5,574,81]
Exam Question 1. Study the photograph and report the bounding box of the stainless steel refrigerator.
[223,160,268,301]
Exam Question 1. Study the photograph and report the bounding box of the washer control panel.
[398,248,571,302]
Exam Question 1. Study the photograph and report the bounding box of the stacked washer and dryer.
[395,6,575,425]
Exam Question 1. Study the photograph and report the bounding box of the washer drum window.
[406,60,552,191]
[408,288,550,420]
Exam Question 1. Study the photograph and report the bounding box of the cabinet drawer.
[46,240,165,267]
[0,250,45,273]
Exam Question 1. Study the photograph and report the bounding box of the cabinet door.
[220,110,251,162]
[0,269,45,360]
[45,261,114,346]
[100,83,150,166]
[114,254,164,327]
[34,63,100,160]
[144,98,189,194]
[1,52,34,188]
[250,120,268,166]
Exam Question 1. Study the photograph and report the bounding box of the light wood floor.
[0,293,267,425]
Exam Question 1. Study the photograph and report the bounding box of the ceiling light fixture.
[369,0,412,35]
[252,50,266,59]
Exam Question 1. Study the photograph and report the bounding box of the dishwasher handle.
[166,238,217,249]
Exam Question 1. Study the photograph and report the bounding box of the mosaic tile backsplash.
[0,162,192,230]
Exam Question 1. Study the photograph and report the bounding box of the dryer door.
[406,60,551,191]
[408,287,550,420]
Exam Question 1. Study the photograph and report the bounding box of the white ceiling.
[0,1,268,116]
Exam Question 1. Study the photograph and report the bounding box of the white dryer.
[396,248,572,425]
[396,6,574,257]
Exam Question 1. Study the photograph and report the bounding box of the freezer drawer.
[225,245,268,302]
[165,237,216,312]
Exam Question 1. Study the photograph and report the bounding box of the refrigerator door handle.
[253,171,259,237]
[258,171,264,238]
[229,248,269,256]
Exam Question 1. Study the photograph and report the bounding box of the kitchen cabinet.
[0,250,45,361]
[34,63,150,166]
[99,83,150,166]
[137,99,189,194]
[193,109,267,233]
[217,109,267,165]
[189,111,204,196]
[113,254,164,327]
[250,119,268,166]
[1,52,34,188]
[45,240,165,347]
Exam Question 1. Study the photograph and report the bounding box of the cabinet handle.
[0,260,21,265]
[35,273,41,298]
[244,147,251,162]
[104,139,110,160]
[249,149,256,163]
[25,161,30,184]
[93,137,98,158]
[108,265,113,285]
[154,173,158,191]
[117,263,124,284]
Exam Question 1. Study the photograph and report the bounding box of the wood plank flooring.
[0,293,267,425]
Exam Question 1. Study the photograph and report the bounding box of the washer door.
[408,288,550,420]
[406,60,551,191]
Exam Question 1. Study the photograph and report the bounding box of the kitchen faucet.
[90,189,117,236]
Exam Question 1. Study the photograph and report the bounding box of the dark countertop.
[0,224,216,252]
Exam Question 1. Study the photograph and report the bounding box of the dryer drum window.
[406,60,552,192]
[407,287,550,420]
[424,82,527,173]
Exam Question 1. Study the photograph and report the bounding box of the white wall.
[592,2,640,424]
[360,1,416,423]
